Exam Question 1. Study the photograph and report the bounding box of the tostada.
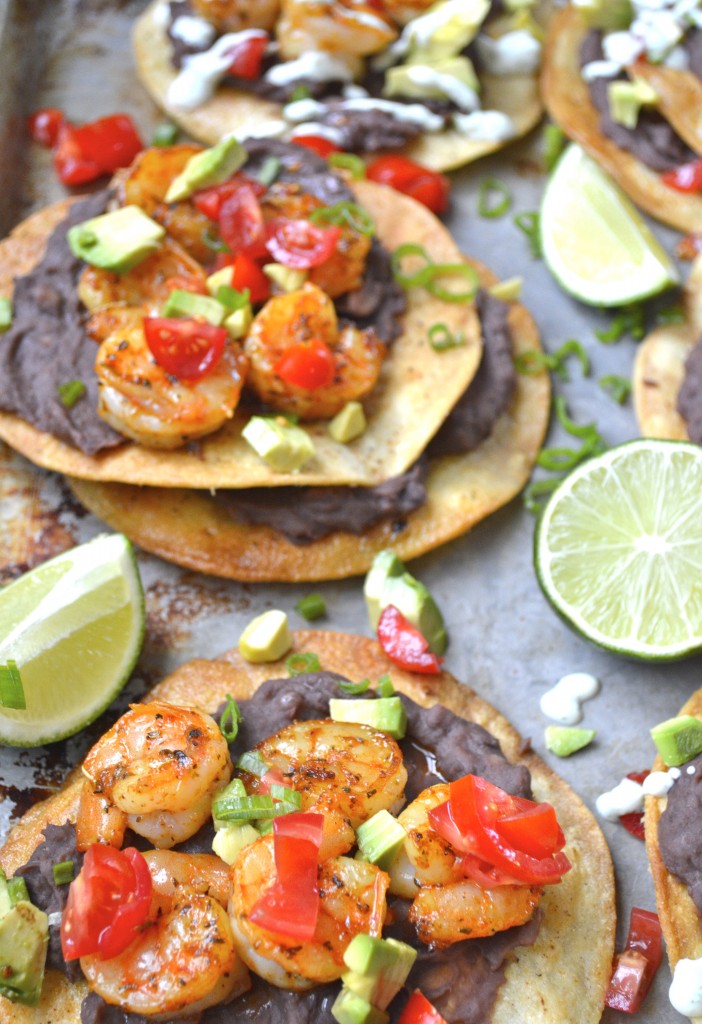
[0,630,614,1023]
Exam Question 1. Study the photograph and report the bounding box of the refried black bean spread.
[677,338,702,445]
[658,752,702,916]
[18,671,540,1024]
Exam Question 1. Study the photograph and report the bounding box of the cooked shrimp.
[229,833,389,989]
[81,850,250,1019]
[377,0,439,26]
[78,237,208,315]
[262,182,372,298]
[90,306,247,449]
[117,145,215,265]
[244,282,384,420]
[190,0,281,32]
[276,0,397,59]
[242,718,407,827]
[387,784,542,948]
[76,701,233,850]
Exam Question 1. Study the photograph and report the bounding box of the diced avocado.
[206,266,235,295]
[0,297,11,333]
[608,77,658,130]
[364,550,447,656]
[162,289,226,325]
[342,935,417,1010]
[212,823,260,864]
[355,809,406,869]
[0,901,49,1006]
[405,0,490,61]
[165,136,247,203]
[331,986,390,1024]
[239,609,292,664]
[263,263,309,292]
[67,205,165,274]
[0,872,11,919]
[328,401,367,443]
[329,697,407,739]
[242,415,315,472]
[488,276,522,302]
[544,725,595,758]
[651,715,702,767]
[572,0,632,31]
[384,57,478,105]
[224,304,253,339]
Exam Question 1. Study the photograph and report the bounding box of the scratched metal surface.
[0,2,701,1021]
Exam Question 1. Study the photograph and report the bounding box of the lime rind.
[534,439,702,661]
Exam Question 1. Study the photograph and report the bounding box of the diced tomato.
[498,801,565,860]
[60,845,152,961]
[249,811,323,941]
[460,853,521,888]
[662,158,702,193]
[193,174,266,221]
[226,33,268,79]
[230,252,270,304]
[292,135,342,158]
[164,274,208,296]
[143,317,227,380]
[219,183,268,258]
[605,908,663,1013]
[377,605,444,675]
[619,770,650,840]
[70,114,143,174]
[366,155,451,215]
[28,107,65,147]
[274,338,336,390]
[54,122,103,186]
[265,217,342,269]
[398,989,448,1024]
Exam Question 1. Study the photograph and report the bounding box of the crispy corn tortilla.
[634,255,702,441]
[132,0,546,174]
[67,259,550,581]
[645,686,702,1024]
[541,5,702,234]
[0,629,615,1024]
[0,180,481,488]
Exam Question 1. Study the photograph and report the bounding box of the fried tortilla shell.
[541,5,702,234]
[645,686,702,1024]
[66,259,550,581]
[132,0,546,174]
[0,630,615,1024]
[0,181,481,488]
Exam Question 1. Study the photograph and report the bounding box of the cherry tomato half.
[219,183,268,258]
[275,338,336,390]
[605,907,662,1013]
[143,317,227,380]
[230,253,271,305]
[60,845,152,961]
[71,114,143,174]
[366,155,450,215]
[193,174,266,222]
[292,135,342,158]
[661,158,702,193]
[377,605,444,675]
[28,107,65,147]
[226,33,268,79]
[398,990,448,1024]
[249,812,323,941]
[265,217,342,269]
[53,122,103,186]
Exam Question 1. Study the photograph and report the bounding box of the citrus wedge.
[534,439,702,660]
[540,143,680,306]
[0,533,145,746]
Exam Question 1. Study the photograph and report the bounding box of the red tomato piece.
[219,183,268,258]
[605,908,663,1013]
[226,33,268,79]
[193,174,266,221]
[249,812,323,941]
[28,107,65,147]
[53,122,103,186]
[619,770,649,840]
[265,217,342,269]
[398,989,448,1024]
[662,158,702,193]
[460,853,522,888]
[71,114,143,173]
[366,155,450,215]
[230,253,271,305]
[60,845,152,961]
[258,766,288,794]
[143,317,227,380]
[377,605,444,675]
[497,802,566,860]
[292,135,342,158]
[274,338,336,390]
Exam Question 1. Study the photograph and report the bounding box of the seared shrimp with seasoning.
[190,0,281,32]
[75,701,233,850]
[276,0,397,60]
[81,849,250,1019]
[387,783,542,946]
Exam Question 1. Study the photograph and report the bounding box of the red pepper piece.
[377,605,443,675]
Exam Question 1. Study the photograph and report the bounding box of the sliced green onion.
[537,444,595,472]
[216,285,250,311]
[552,339,590,380]
[424,262,479,303]
[514,212,542,258]
[52,861,75,886]
[237,750,268,777]
[0,661,25,709]
[7,877,29,905]
[543,124,566,173]
[600,373,632,404]
[656,303,685,325]
[202,226,230,253]
[554,395,603,442]
[328,152,366,180]
[151,121,179,147]
[214,793,276,821]
[477,177,512,219]
[269,784,302,809]
[514,349,549,375]
[595,305,645,343]
[428,322,465,351]
[391,243,435,288]
[286,652,322,676]
[219,693,241,743]
[338,677,372,695]
[375,673,395,697]
[0,296,12,332]
[310,201,375,236]
[57,379,87,409]
[523,476,560,515]
[295,594,327,621]
[517,339,590,380]
[257,817,274,835]
[257,156,281,188]
[291,84,311,102]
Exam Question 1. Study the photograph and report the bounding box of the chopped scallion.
[291,84,311,102]
[514,339,589,381]
[295,594,327,621]
[310,201,375,236]
[595,304,645,343]
[202,226,230,253]
[57,379,87,409]
[7,877,29,905]
[375,673,395,697]
[523,477,560,515]
[257,156,281,188]
[543,124,566,173]
[286,652,322,676]
[477,177,512,219]
[52,861,75,886]
[151,121,179,147]
[599,374,632,404]
[237,750,268,777]
[428,322,464,351]
[338,677,372,695]
[0,660,25,709]
[219,693,241,743]
[328,152,366,180]
[216,285,250,311]
[391,243,478,302]
[656,303,685,325]
[0,296,12,332]
[514,212,542,258]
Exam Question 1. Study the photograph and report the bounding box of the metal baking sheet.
[0,2,700,1021]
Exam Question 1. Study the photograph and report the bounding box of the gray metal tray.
[1,2,700,1020]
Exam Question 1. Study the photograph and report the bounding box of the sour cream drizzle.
[539,672,600,725]
[670,957,702,1017]
[167,28,269,110]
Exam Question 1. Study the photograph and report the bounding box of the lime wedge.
[540,143,679,306]
[0,534,145,746]
[534,439,702,660]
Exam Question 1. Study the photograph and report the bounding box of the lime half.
[534,439,702,660]
[540,143,679,306]
[0,533,145,745]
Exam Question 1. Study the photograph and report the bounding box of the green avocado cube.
[355,809,406,869]
[329,697,407,739]
[0,901,49,1006]
[161,289,226,325]
[331,986,390,1024]
[544,725,596,757]
[364,550,447,655]
[67,205,165,274]
[165,136,247,203]
[242,416,315,472]
[651,715,702,767]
